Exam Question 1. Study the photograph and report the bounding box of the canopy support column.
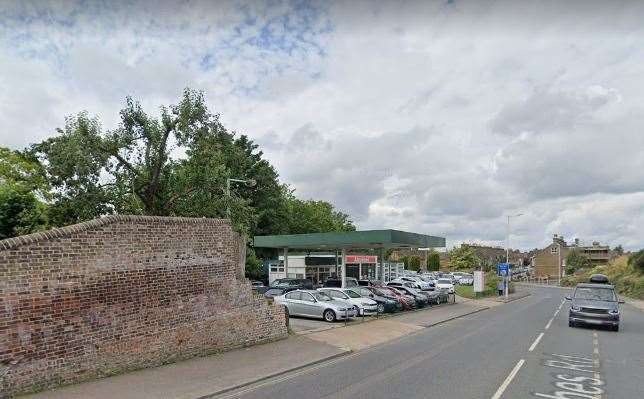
[283,247,289,278]
[341,248,347,288]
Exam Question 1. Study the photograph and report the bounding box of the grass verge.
[561,255,644,300]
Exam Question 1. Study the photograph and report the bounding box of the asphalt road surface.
[213,286,644,399]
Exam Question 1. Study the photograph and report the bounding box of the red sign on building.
[345,255,378,264]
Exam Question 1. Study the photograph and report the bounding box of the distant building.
[534,235,568,278]
[533,235,613,278]
[574,239,611,265]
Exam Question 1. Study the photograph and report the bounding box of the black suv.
[566,274,624,331]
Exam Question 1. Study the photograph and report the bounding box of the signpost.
[497,263,511,298]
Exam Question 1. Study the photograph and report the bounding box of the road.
[214,286,644,399]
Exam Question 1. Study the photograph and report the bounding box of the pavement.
[19,336,348,399]
[211,285,644,399]
[19,298,487,399]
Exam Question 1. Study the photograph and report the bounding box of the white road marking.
[545,318,554,330]
[592,331,602,399]
[553,309,560,317]
[491,359,525,399]
[529,332,545,352]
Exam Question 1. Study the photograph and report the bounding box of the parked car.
[318,288,379,316]
[251,280,265,289]
[263,287,293,299]
[358,279,377,286]
[386,281,418,290]
[417,275,437,287]
[391,286,429,308]
[457,274,474,285]
[391,276,432,290]
[424,289,449,305]
[566,277,623,331]
[435,278,455,294]
[375,286,416,310]
[324,277,359,288]
[270,278,314,290]
[349,286,401,313]
[274,289,357,322]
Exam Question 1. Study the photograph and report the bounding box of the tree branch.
[164,186,199,210]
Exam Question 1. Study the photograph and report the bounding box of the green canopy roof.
[253,229,445,250]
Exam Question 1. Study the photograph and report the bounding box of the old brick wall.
[0,216,287,396]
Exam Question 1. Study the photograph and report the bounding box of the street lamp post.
[505,213,523,298]
[226,178,257,219]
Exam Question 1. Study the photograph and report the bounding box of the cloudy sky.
[2,0,644,250]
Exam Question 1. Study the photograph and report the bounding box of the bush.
[426,250,440,271]
[409,256,422,271]
[628,250,644,273]
[562,255,644,300]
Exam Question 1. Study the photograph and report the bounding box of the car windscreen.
[313,292,333,301]
[574,287,616,301]
[438,279,451,284]
[344,290,361,298]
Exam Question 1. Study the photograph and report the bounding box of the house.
[534,234,569,278]
[533,235,613,278]
[574,239,612,265]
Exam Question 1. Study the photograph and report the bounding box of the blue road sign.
[497,263,510,277]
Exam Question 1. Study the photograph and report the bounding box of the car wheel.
[613,324,619,332]
[377,303,385,313]
[568,319,574,327]
[323,309,336,322]
[284,306,290,318]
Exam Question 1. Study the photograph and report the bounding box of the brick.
[0,216,286,396]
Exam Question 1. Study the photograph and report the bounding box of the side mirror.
[565,296,572,301]
[618,299,625,304]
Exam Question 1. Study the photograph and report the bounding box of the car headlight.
[608,309,619,315]
[571,305,581,311]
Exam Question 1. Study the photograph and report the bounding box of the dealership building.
[256,229,445,287]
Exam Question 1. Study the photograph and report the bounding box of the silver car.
[275,289,357,322]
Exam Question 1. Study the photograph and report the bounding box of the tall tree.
[449,245,480,270]
[0,147,49,238]
[283,193,355,234]
[31,89,283,234]
[426,249,441,271]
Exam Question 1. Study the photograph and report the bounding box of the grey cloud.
[490,87,619,136]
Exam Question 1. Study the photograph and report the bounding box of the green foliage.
[245,248,265,281]
[426,250,440,271]
[0,183,48,239]
[0,147,49,195]
[408,256,421,271]
[613,245,624,255]
[565,249,591,275]
[282,193,355,234]
[562,256,644,300]
[31,89,284,235]
[455,271,500,298]
[449,245,480,270]
[628,250,644,274]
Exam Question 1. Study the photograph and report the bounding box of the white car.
[458,274,474,285]
[393,276,432,290]
[435,278,455,294]
[318,288,379,316]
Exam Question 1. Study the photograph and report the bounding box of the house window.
[551,246,558,254]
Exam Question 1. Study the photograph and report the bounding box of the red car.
[374,286,416,310]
